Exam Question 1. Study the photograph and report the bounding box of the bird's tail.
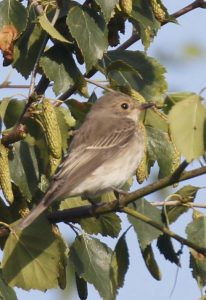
[17,201,48,230]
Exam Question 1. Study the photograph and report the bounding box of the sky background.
[1,1,206,299]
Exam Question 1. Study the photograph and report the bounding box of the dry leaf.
[0,25,18,64]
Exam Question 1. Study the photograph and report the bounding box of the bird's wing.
[42,118,136,205]
[17,118,137,230]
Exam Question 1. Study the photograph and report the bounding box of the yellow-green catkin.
[119,0,133,15]
[0,142,14,204]
[136,122,148,184]
[47,155,61,177]
[150,0,166,22]
[171,143,181,174]
[19,207,30,218]
[171,142,181,188]
[130,89,146,104]
[42,99,62,159]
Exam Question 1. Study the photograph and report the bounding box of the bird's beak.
[139,103,155,110]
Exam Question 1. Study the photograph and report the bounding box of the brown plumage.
[18,92,152,229]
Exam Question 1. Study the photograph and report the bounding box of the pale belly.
[70,135,144,196]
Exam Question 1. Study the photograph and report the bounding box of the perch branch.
[47,165,206,223]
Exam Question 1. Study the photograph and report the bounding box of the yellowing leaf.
[2,218,64,290]
[0,0,27,34]
[168,95,206,162]
[0,25,18,62]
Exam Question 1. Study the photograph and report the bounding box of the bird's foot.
[112,187,129,209]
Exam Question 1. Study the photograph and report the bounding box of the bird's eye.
[121,103,129,110]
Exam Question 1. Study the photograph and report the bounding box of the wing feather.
[42,118,136,205]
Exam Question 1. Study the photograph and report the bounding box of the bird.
[18,91,153,229]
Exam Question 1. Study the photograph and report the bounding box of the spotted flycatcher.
[19,92,153,229]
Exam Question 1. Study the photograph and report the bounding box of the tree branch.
[122,206,206,256]
[120,0,206,49]
[48,165,206,223]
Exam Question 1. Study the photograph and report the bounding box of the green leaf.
[106,60,142,79]
[95,0,119,23]
[75,273,88,300]
[65,100,92,126]
[8,141,39,201]
[70,234,114,300]
[186,216,206,288]
[13,23,45,78]
[141,244,162,280]
[3,99,25,128]
[163,92,196,114]
[164,185,201,224]
[130,0,160,49]
[0,0,27,35]
[0,98,12,123]
[146,126,178,178]
[103,50,167,102]
[25,119,49,176]
[144,108,168,132]
[80,214,121,237]
[38,14,71,44]
[168,95,206,162]
[110,228,129,290]
[67,5,108,72]
[128,199,163,249]
[0,270,17,300]
[157,234,179,265]
[186,216,206,249]
[54,228,68,290]
[55,106,76,152]
[60,197,121,237]
[2,217,64,290]
[40,45,87,96]
[190,253,206,289]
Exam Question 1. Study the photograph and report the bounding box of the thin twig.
[0,83,53,89]
[151,200,206,208]
[122,206,206,256]
[119,0,206,50]
[84,78,114,92]
[0,84,31,89]
[29,8,61,95]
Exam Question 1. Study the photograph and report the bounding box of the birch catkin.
[0,142,14,203]
[42,99,62,159]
